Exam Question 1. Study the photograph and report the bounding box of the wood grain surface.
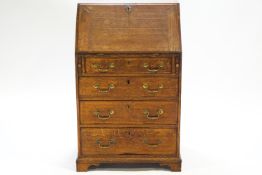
[80,128,177,155]
[76,4,181,52]
[79,101,178,125]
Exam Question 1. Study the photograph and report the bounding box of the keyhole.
[127,104,130,109]
[127,80,130,84]
[126,5,132,14]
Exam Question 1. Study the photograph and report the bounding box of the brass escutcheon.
[143,109,164,120]
[143,62,164,73]
[92,63,115,72]
[96,138,116,148]
[142,83,164,93]
[93,83,115,93]
[94,110,114,120]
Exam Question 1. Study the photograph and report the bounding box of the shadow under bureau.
[75,3,182,172]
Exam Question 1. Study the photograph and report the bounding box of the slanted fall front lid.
[76,4,181,53]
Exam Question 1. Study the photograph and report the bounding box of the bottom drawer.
[80,128,177,155]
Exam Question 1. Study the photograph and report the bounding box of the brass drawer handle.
[92,63,115,73]
[143,138,161,147]
[93,83,115,93]
[94,110,114,120]
[143,62,164,73]
[142,83,163,93]
[96,138,116,148]
[144,109,164,120]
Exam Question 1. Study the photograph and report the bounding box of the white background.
[0,0,262,174]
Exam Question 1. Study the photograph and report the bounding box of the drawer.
[79,101,177,125]
[79,77,178,99]
[81,57,173,74]
[80,128,177,155]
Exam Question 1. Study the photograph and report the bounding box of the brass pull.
[143,62,164,73]
[93,83,115,93]
[94,110,114,120]
[92,63,115,73]
[96,138,116,148]
[142,83,164,93]
[144,109,164,120]
[143,138,161,147]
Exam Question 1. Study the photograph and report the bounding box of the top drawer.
[77,54,180,75]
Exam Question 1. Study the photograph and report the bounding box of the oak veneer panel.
[78,77,178,99]
[80,128,177,155]
[76,4,181,52]
[83,57,172,74]
[79,101,178,125]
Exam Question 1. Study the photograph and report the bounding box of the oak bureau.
[75,3,182,171]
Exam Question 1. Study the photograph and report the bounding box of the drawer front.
[79,77,178,99]
[80,101,177,125]
[80,128,177,155]
[82,57,173,74]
